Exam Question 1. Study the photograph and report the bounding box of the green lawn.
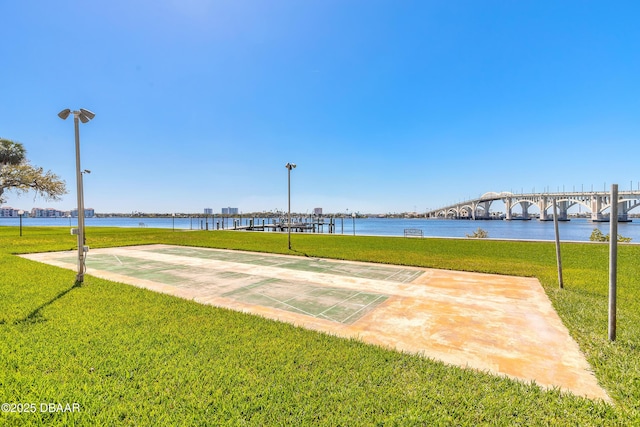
[1,227,639,425]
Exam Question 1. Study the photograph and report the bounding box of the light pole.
[172,213,176,231]
[58,108,95,285]
[352,212,356,236]
[285,162,296,250]
[18,210,24,236]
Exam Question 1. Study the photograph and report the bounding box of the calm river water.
[2,216,639,242]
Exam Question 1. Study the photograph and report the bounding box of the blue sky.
[1,1,639,214]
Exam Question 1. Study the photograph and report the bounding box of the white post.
[74,114,85,284]
[285,163,296,250]
[288,169,291,248]
[608,184,618,341]
[352,212,356,236]
[552,199,563,289]
[59,108,94,284]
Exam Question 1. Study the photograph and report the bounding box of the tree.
[466,227,488,238]
[589,228,632,243]
[0,138,67,204]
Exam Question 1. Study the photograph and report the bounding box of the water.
[356,217,640,242]
[2,216,640,242]
[314,217,640,242]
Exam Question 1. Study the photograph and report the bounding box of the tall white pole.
[352,213,356,236]
[74,114,85,284]
[59,108,93,285]
[608,184,618,341]
[552,198,563,289]
[286,163,295,249]
[288,167,291,249]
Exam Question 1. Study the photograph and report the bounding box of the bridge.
[426,190,640,222]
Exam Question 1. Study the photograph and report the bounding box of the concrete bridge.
[427,190,640,221]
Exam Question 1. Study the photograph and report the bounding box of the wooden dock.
[234,222,317,232]
[225,218,341,234]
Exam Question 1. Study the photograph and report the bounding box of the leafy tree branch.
[0,138,67,204]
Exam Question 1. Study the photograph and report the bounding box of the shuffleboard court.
[22,244,609,401]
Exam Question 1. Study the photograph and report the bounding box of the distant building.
[70,208,95,218]
[31,208,65,218]
[222,207,239,215]
[31,208,47,218]
[204,208,213,215]
[0,206,22,217]
[313,207,323,215]
[47,208,65,218]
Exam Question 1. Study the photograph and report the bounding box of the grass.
[1,226,639,425]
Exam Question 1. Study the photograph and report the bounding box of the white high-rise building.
[222,207,239,215]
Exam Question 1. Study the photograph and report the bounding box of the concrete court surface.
[22,244,608,401]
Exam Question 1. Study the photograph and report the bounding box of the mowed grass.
[1,227,639,425]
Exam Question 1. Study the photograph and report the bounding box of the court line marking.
[342,294,388,324]
[276,285,344,322]
[318,291,364,318]
[253,290,319,319]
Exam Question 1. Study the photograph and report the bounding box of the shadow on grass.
[13,281,82,325]
[290,248,312,257]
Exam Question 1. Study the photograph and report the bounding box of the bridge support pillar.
[620,200,630,222]
[590,196,630,222]
[539,197,549,221]
[504,198,513,220]
[592,196,605,221]
[540,198,569,221]
[474,201,491,220]
[557,201,569,221]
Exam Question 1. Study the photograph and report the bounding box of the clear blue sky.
[1,1,639,214]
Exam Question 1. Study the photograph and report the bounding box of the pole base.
[75,274,84,286]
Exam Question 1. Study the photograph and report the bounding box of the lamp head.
[78,109,95,123]
[58,109,71,120]
[285,163,296,170]
[58,108,95,123]
[79,109,95,120]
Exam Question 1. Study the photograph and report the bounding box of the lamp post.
[352,212,356,236]
[18,210,24,236]
[172,213,176,231]
[58,108,95,285]
[285,162,296,250]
